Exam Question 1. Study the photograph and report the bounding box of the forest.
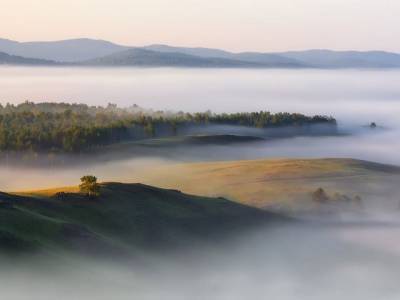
[0,102,336,153]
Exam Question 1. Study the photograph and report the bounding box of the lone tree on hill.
[79,175,100,198]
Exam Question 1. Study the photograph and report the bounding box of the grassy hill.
[0,183,284,256]
[137,158,400,213]
[3,158,398,256]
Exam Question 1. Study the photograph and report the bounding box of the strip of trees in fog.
[0,102,336,153]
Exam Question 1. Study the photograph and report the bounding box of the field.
[19,157,400,214]
[137,158,400,213]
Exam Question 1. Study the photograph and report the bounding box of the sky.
[1,0,400,52]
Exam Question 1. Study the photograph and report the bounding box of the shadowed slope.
[0,183,285,256]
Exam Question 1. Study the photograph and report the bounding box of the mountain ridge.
[81,48,301,68]
[0,38,128,62]
[0,51,57,65]
[1,38,400,68]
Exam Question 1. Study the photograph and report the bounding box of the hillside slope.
[0,183,283,256]
[138,158,400,213]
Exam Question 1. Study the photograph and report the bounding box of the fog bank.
[2,223,400,300]
[1,68,400,122]
[1,68,400,299]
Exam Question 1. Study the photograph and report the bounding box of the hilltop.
[137,158,400,213]
[0,183,284,256]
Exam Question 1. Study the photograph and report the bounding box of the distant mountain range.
[0,38,125,62]
[1,38,400,68]
[82,48,283,68]
[0,51,57,65]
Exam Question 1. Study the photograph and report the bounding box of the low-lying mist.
[2,68,400,299]
[2,223,400,300]
[0,123,399,192]
[2,68,400,191]
[1,68,400,116]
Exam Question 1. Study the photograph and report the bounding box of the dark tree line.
[0,102,336,153]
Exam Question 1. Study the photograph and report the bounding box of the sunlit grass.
[138,158,400,210]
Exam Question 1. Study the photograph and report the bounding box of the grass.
[137,158,400,211]
[4,157,399,256]
[1,183,284,256]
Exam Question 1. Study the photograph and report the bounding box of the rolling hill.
[0,183,284,256]
[137,158,400,214]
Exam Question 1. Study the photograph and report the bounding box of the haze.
[1,68,400,123]
[2,0,400,298]
[2,0,400,52]
[3,224,400,300]
[2,70,400,300]
[1,68,400,191]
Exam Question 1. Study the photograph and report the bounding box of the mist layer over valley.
[3,223,400,300]
[2,68,400,299]
[1,68,400,189]
[1,68,400,119]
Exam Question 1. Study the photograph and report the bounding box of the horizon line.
[1,37,400,55]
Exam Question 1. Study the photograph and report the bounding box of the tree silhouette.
[0,102,336,153]
[312,188,330,203]
[79,175,100,198]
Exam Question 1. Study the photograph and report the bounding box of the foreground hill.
[138,158,400,213]
[0,183,284,256]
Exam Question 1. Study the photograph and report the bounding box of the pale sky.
[1,0,399,52]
